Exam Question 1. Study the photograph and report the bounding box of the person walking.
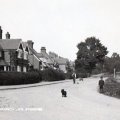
[72,72,76,84]
[98,76,105,93]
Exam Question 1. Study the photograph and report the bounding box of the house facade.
[49,52,69,73]
[0,26,72,73]
[37,47,55,68]
[0,27,29,72]
[0,39,29,72]
[27,41,48,70]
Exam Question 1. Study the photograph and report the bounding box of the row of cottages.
[0,26,70,73]
[0,27,48,72]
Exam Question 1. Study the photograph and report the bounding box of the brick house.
[27,41,48,70]
[0,27,29,72]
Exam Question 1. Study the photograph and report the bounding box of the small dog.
[61,89,67,97]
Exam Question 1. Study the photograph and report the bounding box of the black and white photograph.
[0,0,120,120]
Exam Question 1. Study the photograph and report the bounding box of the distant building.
[37,47,55,68]
[49,52,70,73]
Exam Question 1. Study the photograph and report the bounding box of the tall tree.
[75,37,108,75]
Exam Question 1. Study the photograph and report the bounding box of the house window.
[18,50,23,58]
[24,52,28,60]
[17,65,21,72]
[23,66,27,72]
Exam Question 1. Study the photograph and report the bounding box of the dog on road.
[61,89,67,97]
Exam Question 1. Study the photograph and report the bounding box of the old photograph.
[0,0,120,120]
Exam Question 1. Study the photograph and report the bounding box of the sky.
[0,0,120,61]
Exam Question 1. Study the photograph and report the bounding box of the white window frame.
[23,66,27,72]
[17,50,23,58]
[23,52,28,60]
[17,65,21,72]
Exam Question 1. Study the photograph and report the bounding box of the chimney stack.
[0,26,3,39]
[27,40,34,48]
[6,32,10,39]
[41,47,46,53]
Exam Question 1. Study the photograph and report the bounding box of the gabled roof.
[28,46,48,67]
[0,39,22,50]
[37,52,55,64]
[22,42,29,52]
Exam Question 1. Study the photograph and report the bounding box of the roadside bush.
[103,77,120,98]
[65,72,73,79]
[0,68,66,86]
[76,72,88,78]
[42,68,65,81]
[0,71,42,85]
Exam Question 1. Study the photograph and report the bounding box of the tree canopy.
[104,53,120,73]
[75,37,108,75]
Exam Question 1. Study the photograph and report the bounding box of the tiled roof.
[28,46,48,67]
[54,57,68,65]
[37,52,54,64]
[0,39,21,50]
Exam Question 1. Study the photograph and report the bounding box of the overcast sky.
[0,0,120,61]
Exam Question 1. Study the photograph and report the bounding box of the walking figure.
[72,72,76,84]
[98,76,104,93]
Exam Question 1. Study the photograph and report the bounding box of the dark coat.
[99,80,104,86]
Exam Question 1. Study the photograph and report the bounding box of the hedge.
[42,68,65,81]
[103,77,120,98]
[0,68,66,85]
[0,71,42,85]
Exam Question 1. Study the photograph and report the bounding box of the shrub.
[0,68,66,86]
[103,77,120,98]
[42,68,65,81]
[76,72,88,78]
[65,72,73,79]
[0,71,42,85]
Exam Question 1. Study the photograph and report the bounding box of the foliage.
[0,71,42,85]
[76,72,88,78]
[42,68,65,81]
[103,77,120,98]
[0,68,66,85]
[65,61,73,79]
[66,61,73,73]
[75,37,108,75]
[104,53,120,73]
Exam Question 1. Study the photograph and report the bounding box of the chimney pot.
[6,32,10,39]
[27,40,34,48]
[41,47,46,53]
